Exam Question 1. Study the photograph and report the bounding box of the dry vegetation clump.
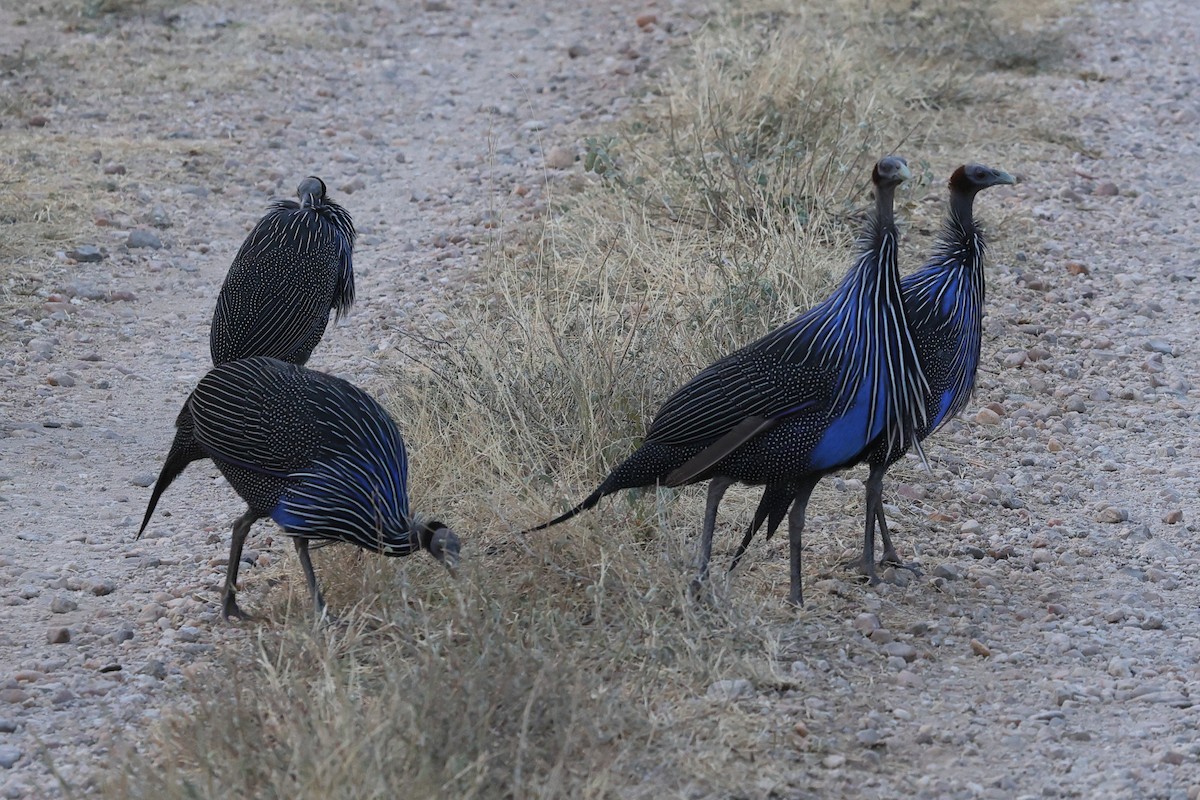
[105,0,1066,796]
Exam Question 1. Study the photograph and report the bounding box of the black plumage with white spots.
[732,164,1015,585]
[138,357,458,620]
[209,176,355,366]
[528,157,926,604]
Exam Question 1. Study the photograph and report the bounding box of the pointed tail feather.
[729,486,791,572]
[524,484,609,533]
[729,503,770,572]
[729,491,777,573]
[137,412,206,539]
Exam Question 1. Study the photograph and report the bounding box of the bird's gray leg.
[222,511,257,621]
[844,463,920,584]
[292,537,328,620]
[786,480,816,607]
[690,476,734,595]
[876,502,922,576]
[844,464,886,585]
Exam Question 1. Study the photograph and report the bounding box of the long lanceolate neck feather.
[304,195,356,320]
[903,199,987,425]
[278,383,414,554]
[244,197,357,319]
[772,195,928,461]
[875,228,930,459]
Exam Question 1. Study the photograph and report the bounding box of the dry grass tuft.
[107,532,785,798]
[101,0,1070,796]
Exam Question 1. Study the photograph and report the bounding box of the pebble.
[1002,351,1027,368]
[50,596,78,614]
[970,639,992,657]
[0,746,21,769]
[176,626,202,643]
[1107,657,1132,678]
[853,613,881,634]
[1095,507,1129,523]
[139,660,167,680]
[127,229,163,249]
[544,146,575,169]
[974,407,1002,425]
[0,719,15,733]
[931,564,960,581]
[856,728,883,747]
[881,642,917,663]
[869,628,894,645]
[66,245,105,263]
[706,679,754,701]
[47,627,71,644]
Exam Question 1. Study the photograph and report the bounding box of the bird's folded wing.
[646,334,823,441]
[230,284,328,362]
[187,359,310,475]
[664,415,778,486]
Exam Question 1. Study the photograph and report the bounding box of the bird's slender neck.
[875,184,897,233]
[948,189,978,236]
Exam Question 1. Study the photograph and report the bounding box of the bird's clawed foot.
[842,554,921,587]
[880,549,923,577]
[687,574,715,606]
[841,556,885,586]
[312,599,342,628]
[222,594,256,622]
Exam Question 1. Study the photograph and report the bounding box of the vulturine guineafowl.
[209,176,356,366]
[138,357,458,620]
[141,178,358,553]
[729,164,1015,584]
[861,163,1014,571]
[528,156,926,605]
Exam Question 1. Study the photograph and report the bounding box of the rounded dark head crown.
[419,520,461,569]
[297,176,327,205]
[873,156,912,189]
[949,164,1016,194]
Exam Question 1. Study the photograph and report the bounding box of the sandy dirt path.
[0,1,672,795]
[1,0,1199,797]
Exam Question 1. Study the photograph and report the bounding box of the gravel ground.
[1,0,1199,797]
[0,1,678,796]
